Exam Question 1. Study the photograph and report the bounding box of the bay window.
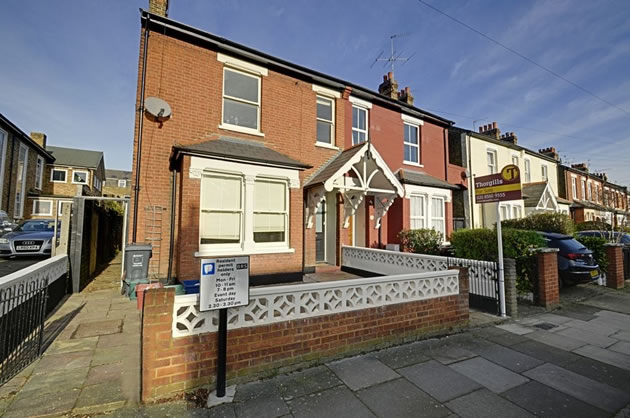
[254,179,288,244]
[410,195,426,229]
[430,197,445,237]
[200,174,243,245]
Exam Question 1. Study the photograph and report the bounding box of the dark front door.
[316,201,326,262]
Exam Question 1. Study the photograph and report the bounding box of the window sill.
[403,161,424,168]
[52,180,67,184]
[315,142,339,150]
[194,247,295,258]
[218,123,265,137]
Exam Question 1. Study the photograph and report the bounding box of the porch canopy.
[304,142,404,229]
[523,182,560,212]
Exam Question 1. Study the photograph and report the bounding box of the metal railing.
[0,255,68,385]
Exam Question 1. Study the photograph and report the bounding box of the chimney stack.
[399,86,414,105]
[378,72,399,100]
[478,121,501,139]
[149,0,169,17]
[538,147,559,160]
[571,162,589,173]
[501,132,518,145]
[30,132,47,149]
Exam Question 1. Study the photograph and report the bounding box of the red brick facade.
[141,268,469,401]
[536,249,560,309]
[605,244,625,289]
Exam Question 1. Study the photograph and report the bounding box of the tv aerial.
[370,33,415,75]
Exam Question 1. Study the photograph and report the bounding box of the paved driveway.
[0,257,42,277]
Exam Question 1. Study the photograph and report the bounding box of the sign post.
[474,164,522,318]
[200,256,250,398]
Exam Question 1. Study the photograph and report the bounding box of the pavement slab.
[582,294,630,315]
[553,303,600,321]
[45,335,98,354]
[509,340,582,366]
[399,360,481,402]
[19,366,88,393]
[556,327,618,348]
[535,313,574,325]
[327,356,399,391]
[357,378,450,418]
[573,344,630,371]
[273,365,342,401]
[31,349,93,374]
[610,341,630,356]
[287,386,376,418]
[524,363,630,413]
[525,330,587,351]
[427,344,477,365]
[86,362,126,385]
[449,357,529,393]
[445,389,533,418]
[611,330,630,342]
[563,318,619,337]
[73,319,123,338]
[3,386,81,418]
[482,329,531,346]
[502,381,609,418]
[563,357,630,392]
[472,343,544,373]
[497,323,534,335]
[371,341,431,369]
[74,380,127,415]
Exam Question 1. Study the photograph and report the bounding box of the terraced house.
[0,113,55,221]
[129,3,466,284]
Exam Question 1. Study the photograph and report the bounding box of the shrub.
[398,229,443,255]
[574,235,608,272]
[501,212,574,235]
[451,228,546,293]
[575,220,612,232]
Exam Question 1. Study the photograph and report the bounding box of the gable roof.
[141,10,454,128]
[0,113,54,162]
[171,137,310,170]
[522,182,559,210]
[106,169,132,180]
[46,146,104,169]
[304,145,362,188]
[396,169,460,190]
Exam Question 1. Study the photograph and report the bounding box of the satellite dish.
[144,97,172,122]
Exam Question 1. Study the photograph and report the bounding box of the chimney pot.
[388,71,393,80]
[148,0,169,17]
[30,132,47,149]
[492,122,497,129]
[478,127,483,133]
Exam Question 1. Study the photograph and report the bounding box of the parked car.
[0,219,60,257]
[575,230,630,246]
[0,210,17,236]
[538,232,600,286]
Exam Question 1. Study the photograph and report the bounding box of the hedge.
[451,228,546,293]
[398,229,442,255]
[575,220,612,232]
[501,212,574,235]
[574,235,608,272]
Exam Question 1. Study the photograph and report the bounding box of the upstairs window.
[524,159,531,183]
[587,182,592,201]
[254,179,288,244]
[52,169,67,183]
[352,106,368,145]
[118,179,127,187]
[581,179,586,200]
[541,165,548,181]
[222,68,261,132]
[316,96,334,145]
[487,150,497,174]
[403,123,420,164]
[512,155,519,166]
[73,170,88,184]
[200,174,243,245]
[35,156,44,190]
[571,178,577,199]
[410,195,426,229]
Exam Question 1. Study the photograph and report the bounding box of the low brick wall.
[141,269,469,401]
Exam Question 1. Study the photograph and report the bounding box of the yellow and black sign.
[474,164,522,204]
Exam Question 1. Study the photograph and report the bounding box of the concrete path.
[0,253,142,417]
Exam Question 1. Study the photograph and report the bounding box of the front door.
[315,201,326,262]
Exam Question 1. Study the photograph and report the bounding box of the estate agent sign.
[474,164,522,204]
[200,256,249,311]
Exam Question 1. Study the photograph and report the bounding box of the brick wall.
[605,244,625,290]
[536,249,560,309]
[141,268,470,401]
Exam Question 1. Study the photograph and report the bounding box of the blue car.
[0,219,60,257]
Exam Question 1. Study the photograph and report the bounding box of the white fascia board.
[189,156,300,188]
[404,183,452,202]
[349,96,372,109]
[312,84,341,98]
[217,53,268,76]
[401,114,424,126]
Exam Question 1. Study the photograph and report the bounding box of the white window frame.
[581,179,586,200]
[200,172,244,251]
[351,105,369,146]
[35,156,44,190]
[51,168,68,183]
[541,164,548,181]
[219,66,263,136]
[253,178,289,247]
[511,154,519,167]
[524,159,531,183]
[118,179,127,188]
[32,199,53,216]
[72,169,89,185]
[587,181,592,201]
[58,201,71,216]
[403,122,421,166]
[0,128,7,209]
[486,149,497,174]
[409,194,426,229]
[315,95,335,147]
[571,177,577,200]
[14,143,28,219]
[430,196,446,238]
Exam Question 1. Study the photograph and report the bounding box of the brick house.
[27,145,105,219]
[129,4,466,284]
[449,124,569,229]
[559,162,629,226]
[0,113,55,221]
[103,169,131,198]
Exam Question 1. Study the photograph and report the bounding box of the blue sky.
[1,0,629,185]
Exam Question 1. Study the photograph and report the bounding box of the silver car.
[0,219,60,257]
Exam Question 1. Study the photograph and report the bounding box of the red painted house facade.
[129,3,466,285]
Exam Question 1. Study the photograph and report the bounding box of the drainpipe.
[302,193,306,274]
[132,13,150,243]
[166,169,177,284]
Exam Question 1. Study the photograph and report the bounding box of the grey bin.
[123,244,153,298]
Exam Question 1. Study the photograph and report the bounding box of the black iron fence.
[447,257,499,315]
[0,256,68,386]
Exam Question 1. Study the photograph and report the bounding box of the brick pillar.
[605,244,625,289]
[142,287,176,402]
[536,248,560,310]
[451,266,470,320]
[503,258,518,317]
